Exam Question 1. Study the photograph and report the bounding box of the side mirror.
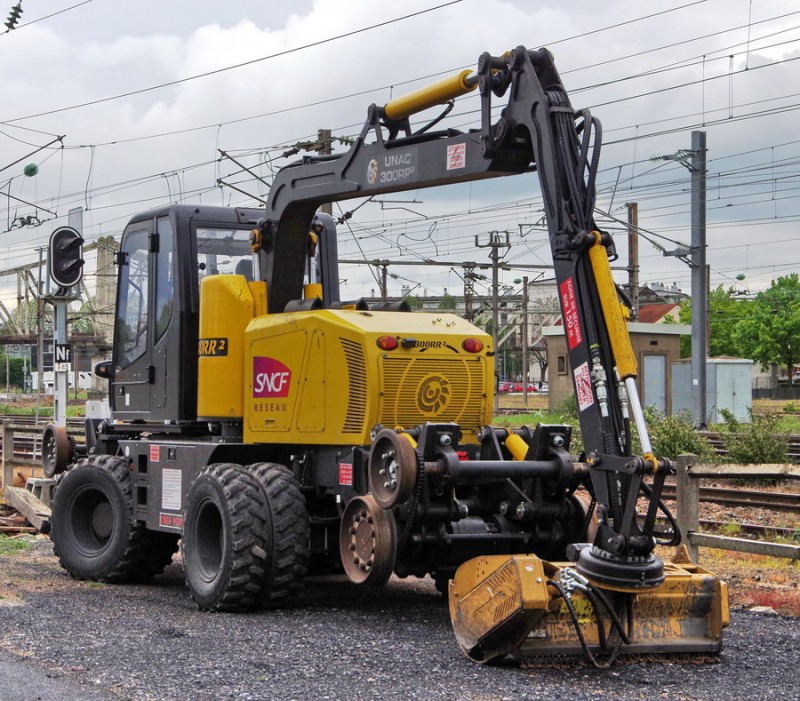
[94,360,113,380]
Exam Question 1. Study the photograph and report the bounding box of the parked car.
[498,381,513,392]
[512,382,538,392]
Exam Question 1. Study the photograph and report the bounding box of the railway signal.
[48,226,84,288]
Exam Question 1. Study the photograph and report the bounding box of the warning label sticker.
[338,463,353,486]
[161,468,182,511]
[559,277,583,350]
[447,143,466,170]
[573,362,594,412]
[159,513,184,530]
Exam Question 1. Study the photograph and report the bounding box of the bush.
[636,408,715,461]
[722,409,788,464]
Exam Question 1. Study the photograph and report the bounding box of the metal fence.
[674,454,800,562]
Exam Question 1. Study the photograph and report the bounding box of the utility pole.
[690,131,707,429]
[521,276,529,407]
[463,264,477,321]
[626,202,639,320]
[476,230,510,409]
[652,131,707,429]
[317,129,333,216]
[379,262,388,300]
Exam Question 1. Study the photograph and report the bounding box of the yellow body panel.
[242,308,493,446]
[197,275,267,420]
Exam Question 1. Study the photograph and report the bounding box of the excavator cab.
[108,205,262,422]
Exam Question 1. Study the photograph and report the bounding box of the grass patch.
[716,522,743,538]
[0,534,34,555]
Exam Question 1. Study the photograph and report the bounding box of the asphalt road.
[0,650,115,701]
[1,540,798,701]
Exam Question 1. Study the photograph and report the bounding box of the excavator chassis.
[449,553,729,666]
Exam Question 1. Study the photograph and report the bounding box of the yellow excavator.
[45,46,728,667]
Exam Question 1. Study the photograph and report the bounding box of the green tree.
[0,356,26,388]
[707,286,750,357]
[664,286,750,358]
[404,295,423,310]
[732,274,800,377]
[70,297,97,334]
[438,293,456,311]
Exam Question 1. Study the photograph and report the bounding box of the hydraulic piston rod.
[382,69,478,120]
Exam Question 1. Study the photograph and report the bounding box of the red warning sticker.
[559,277,583,350]
[159,513,184,530]
[149,444,160,462]
[339,463,353,486]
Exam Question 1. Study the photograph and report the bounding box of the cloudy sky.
[1,0,799,308]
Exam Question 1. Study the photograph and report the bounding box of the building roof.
[636,303,680,324]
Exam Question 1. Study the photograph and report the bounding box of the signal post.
[46,212,84,426]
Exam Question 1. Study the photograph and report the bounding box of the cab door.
[111,215,175,419]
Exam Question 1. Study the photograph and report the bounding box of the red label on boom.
[559,277,583,350]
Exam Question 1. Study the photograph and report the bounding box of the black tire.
[51,455,150,582]
[244,463,309,608]
[182,463,268,612]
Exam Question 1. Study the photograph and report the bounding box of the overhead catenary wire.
[0,0,798,300]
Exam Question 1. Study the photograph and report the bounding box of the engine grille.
[379,356,486,429]
[341,338,367,433]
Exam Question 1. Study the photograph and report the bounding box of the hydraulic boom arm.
[254,46,672,587]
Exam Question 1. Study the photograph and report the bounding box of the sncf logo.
[253,357,292,398]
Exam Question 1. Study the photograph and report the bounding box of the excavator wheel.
[42,423,74,478]
[50,455,158,582]
[339,494,397,586]
[182,463,268,612]
[242,463,310,608]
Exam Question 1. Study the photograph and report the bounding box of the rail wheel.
[51,455,149,582]
[243,463,309,608]
[182,463,268,611]
[339,494,396,586]
[368,429,417,509]
[570,490,599,543]
[42,423,74,478]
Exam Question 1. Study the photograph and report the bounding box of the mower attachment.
[449,553,729,667]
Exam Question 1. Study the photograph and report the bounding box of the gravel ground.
[1,539,798,701]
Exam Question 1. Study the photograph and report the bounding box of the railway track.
[697,518,799,540]
[660,484,800,513]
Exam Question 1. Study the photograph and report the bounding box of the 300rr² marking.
[199,338,228,356]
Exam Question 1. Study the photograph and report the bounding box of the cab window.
[116,229,150,368]
[154,216,175,342]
